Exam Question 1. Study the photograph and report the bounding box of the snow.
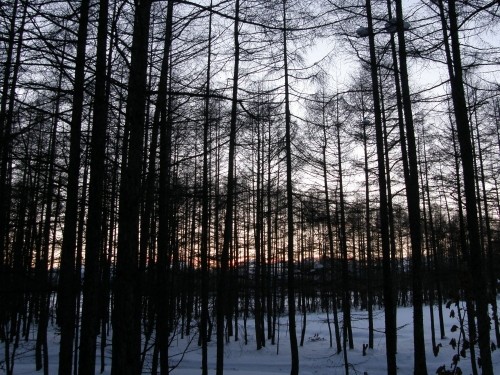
[2,303,500,374]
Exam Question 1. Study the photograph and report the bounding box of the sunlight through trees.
[0,0,499,374]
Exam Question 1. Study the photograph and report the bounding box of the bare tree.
[57,1,90,373]
[361,0,397,371]
[78,1,110,373]
[111,1,152,374]
[217,1,240,373]
[282,0,299,373]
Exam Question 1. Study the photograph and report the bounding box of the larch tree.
[152,1,175,374]
[78,0,110,373]
[282,0,299,373]
[201,2,214,373]
[359,0,398,371]
[438,0,495,372]
[111,1,152,374]
[392,0,427,372]
[217,0,240,373]
[57,1,90,373]
[0,0,21,273]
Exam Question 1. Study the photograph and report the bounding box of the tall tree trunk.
[282,1,299,373]
[57,1,90,373]
[254,103,265,350]
[267,114,277,344]
[450,117,479,375]
[217,1,240,373]
[101,77,122,374]
[420,162,437,353]
[471,96,500,349]
[320,99,342,354]
[0,0,19,271]
[201,2,213,374]
[444,0,493,371]
[111,1,152,374]
[0,4,28,347]
[392,0,427,372]
[266,113,273,342]
[154,1,175,374]
[78,1,109,373]
[363,0,397,372]
[379,70,398,344]
[1,0,27,333]
[138,17,159,371]
[361,115,374,349]
[36,119,56,375]
[336,122,353,356]
[35,20,59,373]
[421,131,445,341]
[74,146,90,375]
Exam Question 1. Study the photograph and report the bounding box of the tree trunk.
[320,101,342,354]
[217,1,240,373]
[282,1,299,373]
[450,117,479,375]
[421,131,446,341]
[364,0,397,372]
[111,1,152,374]
[336,122,353,355]
[254,103,265,350]
[200,2,213,374]
[57,1,90,373]
[471,94,500,350]
[444,0,493,371]
[361,115,374,349]
[0,0,19,271]
[155,1,175,374]
[392,0,428,372]
[78,1,109,373]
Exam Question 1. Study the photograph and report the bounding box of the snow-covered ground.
[3,303,500,374]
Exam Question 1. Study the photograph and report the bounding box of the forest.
[0,0,499,374]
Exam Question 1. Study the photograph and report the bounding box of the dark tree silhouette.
[111,1,152,374]
[57,1,90,373]
[78,1,109,373]
[282,1,299,374]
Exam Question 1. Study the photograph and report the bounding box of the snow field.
[2,303,500,374]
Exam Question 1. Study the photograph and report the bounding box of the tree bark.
[282,1,299,373]
[217,1,240,373]
[0,0,19,271]
[364,0,397,372]
[111,1,152,374]
[361,114,374,349]
[155,1,175,374]
[320,99,342,354]
[57,1,90,373]
[444,0,494,372]
[78,1,109,373]
[393,0,427,372]
[200,2,213,374]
